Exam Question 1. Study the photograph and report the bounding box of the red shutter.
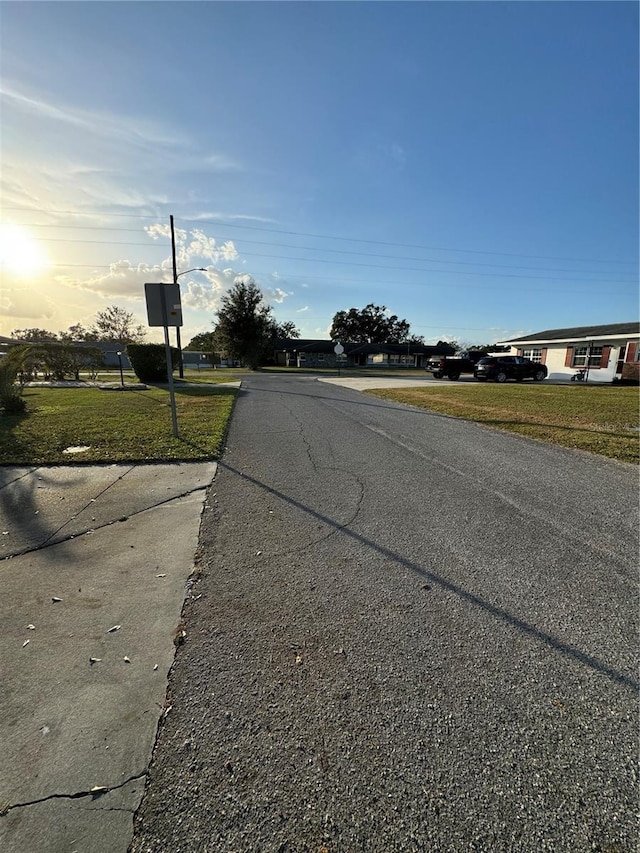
[597,346,611,369]
[627,343,637,363]
[540,348,547,365]
[564,347,574,367]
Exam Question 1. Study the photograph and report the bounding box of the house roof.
[501,322,640,345]
[274,338,454,355]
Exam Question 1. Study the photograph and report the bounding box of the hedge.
[126,343,179,382]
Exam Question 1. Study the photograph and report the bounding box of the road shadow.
[219,460,638,693]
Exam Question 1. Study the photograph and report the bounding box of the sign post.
[144,283,182,438]
[334,342,344,377]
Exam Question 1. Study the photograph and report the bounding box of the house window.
[317,353,324,362]
[522,348,542,363]
[572,346,603,367]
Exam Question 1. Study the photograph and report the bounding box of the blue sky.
[1,1,638,346]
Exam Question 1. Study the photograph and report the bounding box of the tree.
[185,331,219,352]
[185,329,225,365]
[455,341,510,353]
[59,323,100,342]
[329,304,414,344]
[93,305,146,346]
[271,320,300,340]
[11,328,58,341]
[215,279,273,369]
[31,342,104,381]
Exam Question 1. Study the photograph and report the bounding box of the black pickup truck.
[426,351,488,381]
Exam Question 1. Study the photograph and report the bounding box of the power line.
[175,215,638,267]
[180,249,639,283]
[2,205,636,266]
[40,262,633,294]
[28,235,636,280]
[41,257,635,284]
[16,231,632,283]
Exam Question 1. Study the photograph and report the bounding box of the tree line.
[10,283,497,373]
[185,280,443,369]
[11,305,146,348]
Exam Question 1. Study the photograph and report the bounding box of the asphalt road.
[130,373,638,853]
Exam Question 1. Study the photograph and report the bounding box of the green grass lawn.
[0,384,237,465]
[367,384,640,464]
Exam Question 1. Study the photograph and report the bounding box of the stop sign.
[334,343,344,355]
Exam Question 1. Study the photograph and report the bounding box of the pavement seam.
[36,464,139,548]
[0,772,147,816]
[0,466,42,492]
[0,483,209,561]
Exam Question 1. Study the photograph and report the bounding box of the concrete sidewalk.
[0,462,216,853]
[318,374,469,390]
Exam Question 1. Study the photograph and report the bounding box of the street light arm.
[176,267,207,279]
[171,268,206,379]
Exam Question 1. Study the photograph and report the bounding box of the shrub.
[126,343,179,382]
[2,393,27,414]
[25,343,105,381]
[0,346,29,413]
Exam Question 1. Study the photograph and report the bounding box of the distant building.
[273,338,455,369]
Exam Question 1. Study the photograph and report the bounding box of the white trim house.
[500,323,640,383]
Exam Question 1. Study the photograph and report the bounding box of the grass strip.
[0,384,237,465]
[367,384,639,464]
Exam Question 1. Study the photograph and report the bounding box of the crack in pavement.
[0,772,146,816]
[317,398,635,579]
[0,484,209,562]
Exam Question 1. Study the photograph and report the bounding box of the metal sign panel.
[144,283,183,327]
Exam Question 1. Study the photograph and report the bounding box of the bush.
[0,349,28,413]
[30,343,104,381]
[126,343,179,382]
[2,393,27,414]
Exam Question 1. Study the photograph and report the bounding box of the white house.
[500,322,640,383]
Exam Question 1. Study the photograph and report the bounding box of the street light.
[116,351,124,387]
[173,264,207,378]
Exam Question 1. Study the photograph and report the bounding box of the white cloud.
[187,211,276,224]
[353,137,408,173]
[0,80,243,227]
[265,287,290,304]
[203,153,242,171]
[297,306,310,312]
[389,143,407,168]
[54,261,168,299]
[0,287,57,321]
[144,223,238,268]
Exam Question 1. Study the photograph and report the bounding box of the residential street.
[130,373,638,853]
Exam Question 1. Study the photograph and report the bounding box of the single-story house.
[500,322,640,383]
[273,339,456,369]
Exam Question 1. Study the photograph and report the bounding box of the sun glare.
[0,224,49,276]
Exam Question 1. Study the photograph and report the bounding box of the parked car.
[425,351,487,380]
[474,356,548,383]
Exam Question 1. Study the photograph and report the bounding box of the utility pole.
[170,215,184,378]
